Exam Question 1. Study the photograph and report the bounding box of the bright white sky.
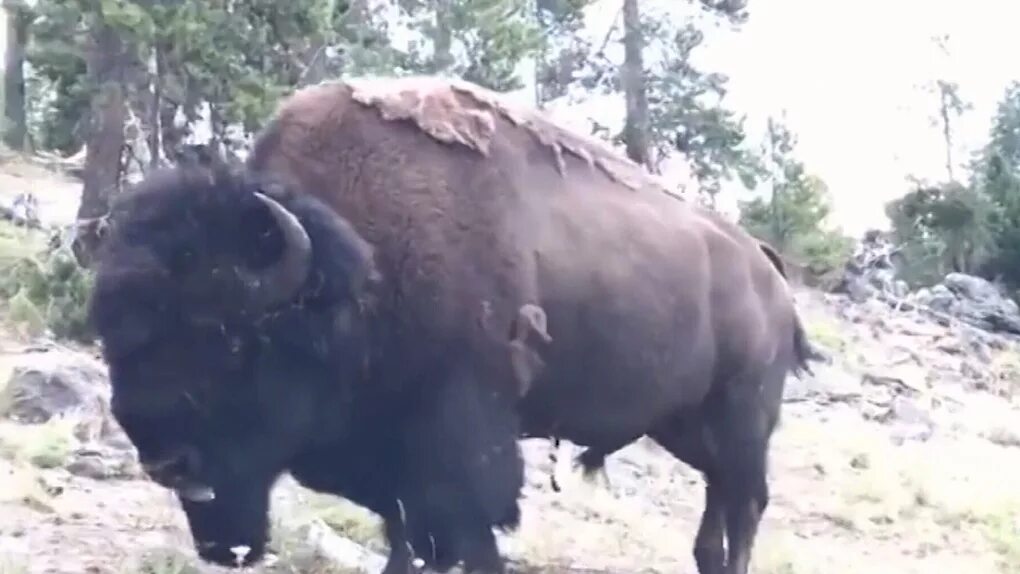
[3,0,1017,237]
[516,0,1020,236]
[677,0,1020,236]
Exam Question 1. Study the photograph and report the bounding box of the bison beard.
[90,163,520,573]
[89,77,821,574]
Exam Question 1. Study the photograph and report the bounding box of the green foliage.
[886,180,995,286]
[0,226,95,342]
[581,4,762,203]
[886,81,1020,290]
[738,119,851,279]
[399,0,543,91]
[644,20,762,198]
[149,0,339,139]
[24,0,90,154]
[25,0,344,157]
[969,81,1020,286]
[20,0,768,234]
[329,1,409,76]
[533,0,594,104]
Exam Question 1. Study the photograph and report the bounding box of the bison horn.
[243,192,313,310]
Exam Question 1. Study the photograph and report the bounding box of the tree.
[738,118,851,278]
[72,0,147,268]
[886,179,995,286]
[970,81,1020,285]
[932,79,970,181]
[398,0,543,91]
[620,0,649,167]
[3,0,31,150]
[643,18,760,204]
[923,35,972,183]
[24,0,90,155]
[24,0,347,266]
[532,0,593,106]
[585,0,760,203]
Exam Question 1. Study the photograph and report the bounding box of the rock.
[784,363,862,404]
[846,278,877,303]
[1,349,109,425]
[880,396,934,444]
[984,425,1020,448]
[299,519,387,573]
[944,273,1002,301]
[892,280,910,299]
[960,360,986,385]
[65,454,111,480]
[66,446,140,479]
[0,347,133,457]
[862,364,927,395]
[0,192,41,228]
[936,273,1020,335]
[925,284,957,313]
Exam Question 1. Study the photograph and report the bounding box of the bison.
[88,76,819,574]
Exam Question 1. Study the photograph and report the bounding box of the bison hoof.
[195,540,265,568]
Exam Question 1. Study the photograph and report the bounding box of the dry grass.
[263,517,368,574]
[771,411,1020,573]
[0,219,49,340]
[0,221,46,269]
[0,458,56,513]
[124,548,202,574]
[296,491,384,552]
[0,415,78,469]
[988,346,1020,400]
[804,316,849,355]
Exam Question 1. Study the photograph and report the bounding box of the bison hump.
[344,75,673,195]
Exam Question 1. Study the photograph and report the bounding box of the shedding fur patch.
[344,75,672,195]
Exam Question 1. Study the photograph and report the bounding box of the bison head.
[88,163,377,566]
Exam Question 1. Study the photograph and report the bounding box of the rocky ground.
[1,152,1019,574]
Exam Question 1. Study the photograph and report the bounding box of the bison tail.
[790,314,826,379]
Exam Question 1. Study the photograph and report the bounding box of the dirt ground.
[0,153,1018,574]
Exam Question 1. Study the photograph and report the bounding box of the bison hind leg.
[650,416,726,574]
[650,367,782,574]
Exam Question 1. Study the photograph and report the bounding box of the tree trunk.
[146,46,161,170]
[620,0,650,168]
[3,0,30,151]
[939,88,954,181]
[766,117,786,251]
[73,18,130,268]
[432,0,454,72]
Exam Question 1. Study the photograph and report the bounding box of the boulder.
[783,362,862,404]
[1,347,110,428]
[0,345,138,477]
[937,273,1020,335]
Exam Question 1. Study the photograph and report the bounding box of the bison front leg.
[380,499,419,574]
[400,369,525,574]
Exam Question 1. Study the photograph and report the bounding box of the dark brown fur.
[91,76,819,574]
[245,77,818,574]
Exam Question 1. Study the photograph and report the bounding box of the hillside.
[0,154,1018,574]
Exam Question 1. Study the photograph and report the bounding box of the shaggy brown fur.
[239,76,817,574]
[92,76,818,574]
[345,75,665,192]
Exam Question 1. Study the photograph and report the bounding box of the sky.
[509,0,1020,236]
[670,0,1020,236]
[3,0,1018,237]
